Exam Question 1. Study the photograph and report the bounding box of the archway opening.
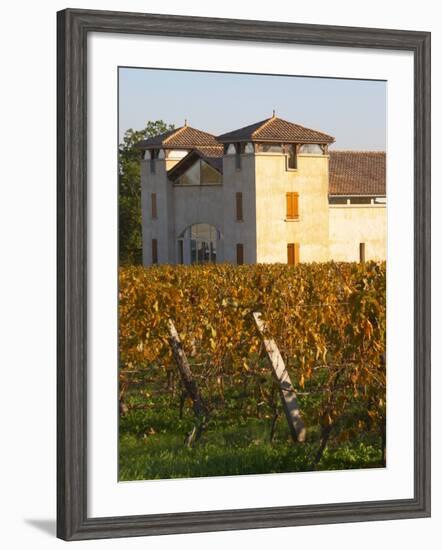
[178,223,220,265]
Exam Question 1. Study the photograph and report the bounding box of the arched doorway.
[178,223,221,265]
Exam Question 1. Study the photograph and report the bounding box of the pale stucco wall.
[141,153,387,266]
[221,154,257,264]
[173,183,225,263]
[141,159,171,265]
[254,153,330,263]
[328,204,387,261]
[141,158,226,265]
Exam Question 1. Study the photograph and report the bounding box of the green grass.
[119,391,384,481]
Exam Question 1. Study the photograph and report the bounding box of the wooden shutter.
[286,193,292,219]
[287,243,300,266]
[286,192,299,219]
[287,243,294,265]
[359,242,366,263]
[293,193,299,218]
[236,243,244,265]
[178,240,184,264]
[152,238,158,264]
[294,243,300,265]
[236,192,243,221]
[151,193,157,219]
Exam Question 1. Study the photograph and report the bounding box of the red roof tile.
[218,116,335,144]
[329,151,386,196]
[137,125,219,149]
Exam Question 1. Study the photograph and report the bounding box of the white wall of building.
[254,153,330,263]
[329,204,387,261]
[222,154,257,263]
[142,153,387,266]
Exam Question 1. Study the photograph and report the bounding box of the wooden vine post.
[253,312,306,443]
[167,319,208,446]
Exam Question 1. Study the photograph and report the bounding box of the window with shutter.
[152,239,158,264]
[236,243,244,265]
[151,193,157,219]
[287,243,294,265]
[236,192,243,221]
[286,192,299,219]
[178,240,184,264]
[294,242,300,265]
[287,243,300,265]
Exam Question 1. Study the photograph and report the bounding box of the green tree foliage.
[119,120,175,265]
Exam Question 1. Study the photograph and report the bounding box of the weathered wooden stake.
[168,319,208,445]
[253,312,306,443]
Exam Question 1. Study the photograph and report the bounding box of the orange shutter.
[286,193,293,219]
[293,193,299,218]
[286,192,299,219]
[287,243,300,265]
[287,243,294,265]
[294,243,300,265]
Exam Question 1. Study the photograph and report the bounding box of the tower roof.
[136,125,220,149]
[217,115,335,144]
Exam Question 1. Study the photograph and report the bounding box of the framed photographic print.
[57,8,431,541]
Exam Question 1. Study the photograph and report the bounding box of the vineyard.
[119,261,386,480]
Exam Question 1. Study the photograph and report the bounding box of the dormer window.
[158,149,165,159]
[201,161,222,184]
[177,160,222,185]
[299,144,323,155]
[226,144,236,155]
[143,150,151,160]
[244,142,254,154]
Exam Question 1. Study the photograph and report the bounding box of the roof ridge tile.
[163,125,186,144]
[250,117,274,138]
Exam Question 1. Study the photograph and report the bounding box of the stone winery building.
[137,115,386,266]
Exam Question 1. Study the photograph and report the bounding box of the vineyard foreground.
[119,262,386,480]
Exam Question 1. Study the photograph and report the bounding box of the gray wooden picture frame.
[57,8,431,541]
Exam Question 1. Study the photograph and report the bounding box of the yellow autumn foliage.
[119,261,386,435]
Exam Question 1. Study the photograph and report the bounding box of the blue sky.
[119,67,386,151]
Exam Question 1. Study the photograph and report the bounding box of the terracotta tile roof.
[194,145,224,158]
[218,116,335,144]
[136,128,176,148]
[329,151,386,196]
[137,125,219,149]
